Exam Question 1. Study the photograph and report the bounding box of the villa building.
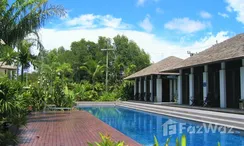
[126,33,244,109]
[124,56,183,102]
[0,62,17,79]
[161,33,244,109]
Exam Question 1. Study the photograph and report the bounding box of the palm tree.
[0,0,66,46]
[0,45,18,66]
[17,40,36,83]
[56,63,73,81]
[80,60,105,87]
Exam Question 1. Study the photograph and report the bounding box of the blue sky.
[39,0,244,62]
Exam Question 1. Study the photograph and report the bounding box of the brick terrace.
[19,111,141,146]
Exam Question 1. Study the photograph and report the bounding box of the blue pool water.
[80,106,244,146]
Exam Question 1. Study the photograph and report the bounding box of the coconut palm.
[17,40,36,83]
[0,45,18,66]
[0,0,66,46]
[80,60,105,87]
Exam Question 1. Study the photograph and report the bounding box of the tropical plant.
[28,83,47,111]
[153,136,159,146]
[154,134,221,146]
[80,60,105,86]
[72,82,88,101]
[0,45,18,66]
[88,133,124,146]
[0,0,66,46]
[99,92,117,101]
[0,131,19,145]
[0,77,28,145]
[63,85,75,107]
[17,40,37,82]
[56,63,73,81]
[107,80,133,101]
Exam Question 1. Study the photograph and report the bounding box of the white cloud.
[156,8,164,14]
[218,12,229,18]
[137,0,159,6]
[139,15,153,32]
[137,0,146,6]
[200,11,212,19]
[226,5,233,12]
[100,15,122,28]
[225,0,244,24]
[66,14,129,29]
[164,17,210,33]
[66,14,97,28]
[38,27,230,62]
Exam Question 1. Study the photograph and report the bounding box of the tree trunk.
[21,64,24,83]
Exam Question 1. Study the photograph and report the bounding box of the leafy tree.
[0,0,65,46]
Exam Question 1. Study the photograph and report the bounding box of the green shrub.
[28,83,46,111]
[88,133,124,146]
[0,77,28,145]
[113,81,133,101]
[154,134,221,146]
[99,92,117,101]
[63,85,75,107]
[84,90,99,101]
[52,79,75,107]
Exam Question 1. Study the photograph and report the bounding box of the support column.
[241,59,244,100]
[9,70,13,80]
[169,80,173,102]
[150,77,153,102]
[173,79,177,101]
[138,78,141,100]
[203,65,209,103]
[134,78,137,99]
[220,62,227,108]
[149,77,153,101]
[178,70,183,104]
[156,75,162,102]
[144,77,147,101]
[189,68,194,105]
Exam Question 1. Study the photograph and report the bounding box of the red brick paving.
[19,111,141,146]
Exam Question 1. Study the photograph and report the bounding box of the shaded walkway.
[19,111,141,146]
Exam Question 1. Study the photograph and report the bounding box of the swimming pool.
[79,106,244,146]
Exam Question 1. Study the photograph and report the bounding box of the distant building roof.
[0,62,17,70]
[161,33,244,72]
[124,56,183,80]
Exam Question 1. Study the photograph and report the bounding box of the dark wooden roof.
[124,56,183,80]
[161,33,244,72]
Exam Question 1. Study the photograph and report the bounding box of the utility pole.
[101,48,114,92]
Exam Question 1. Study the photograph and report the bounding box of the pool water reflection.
[79,106,244,146]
